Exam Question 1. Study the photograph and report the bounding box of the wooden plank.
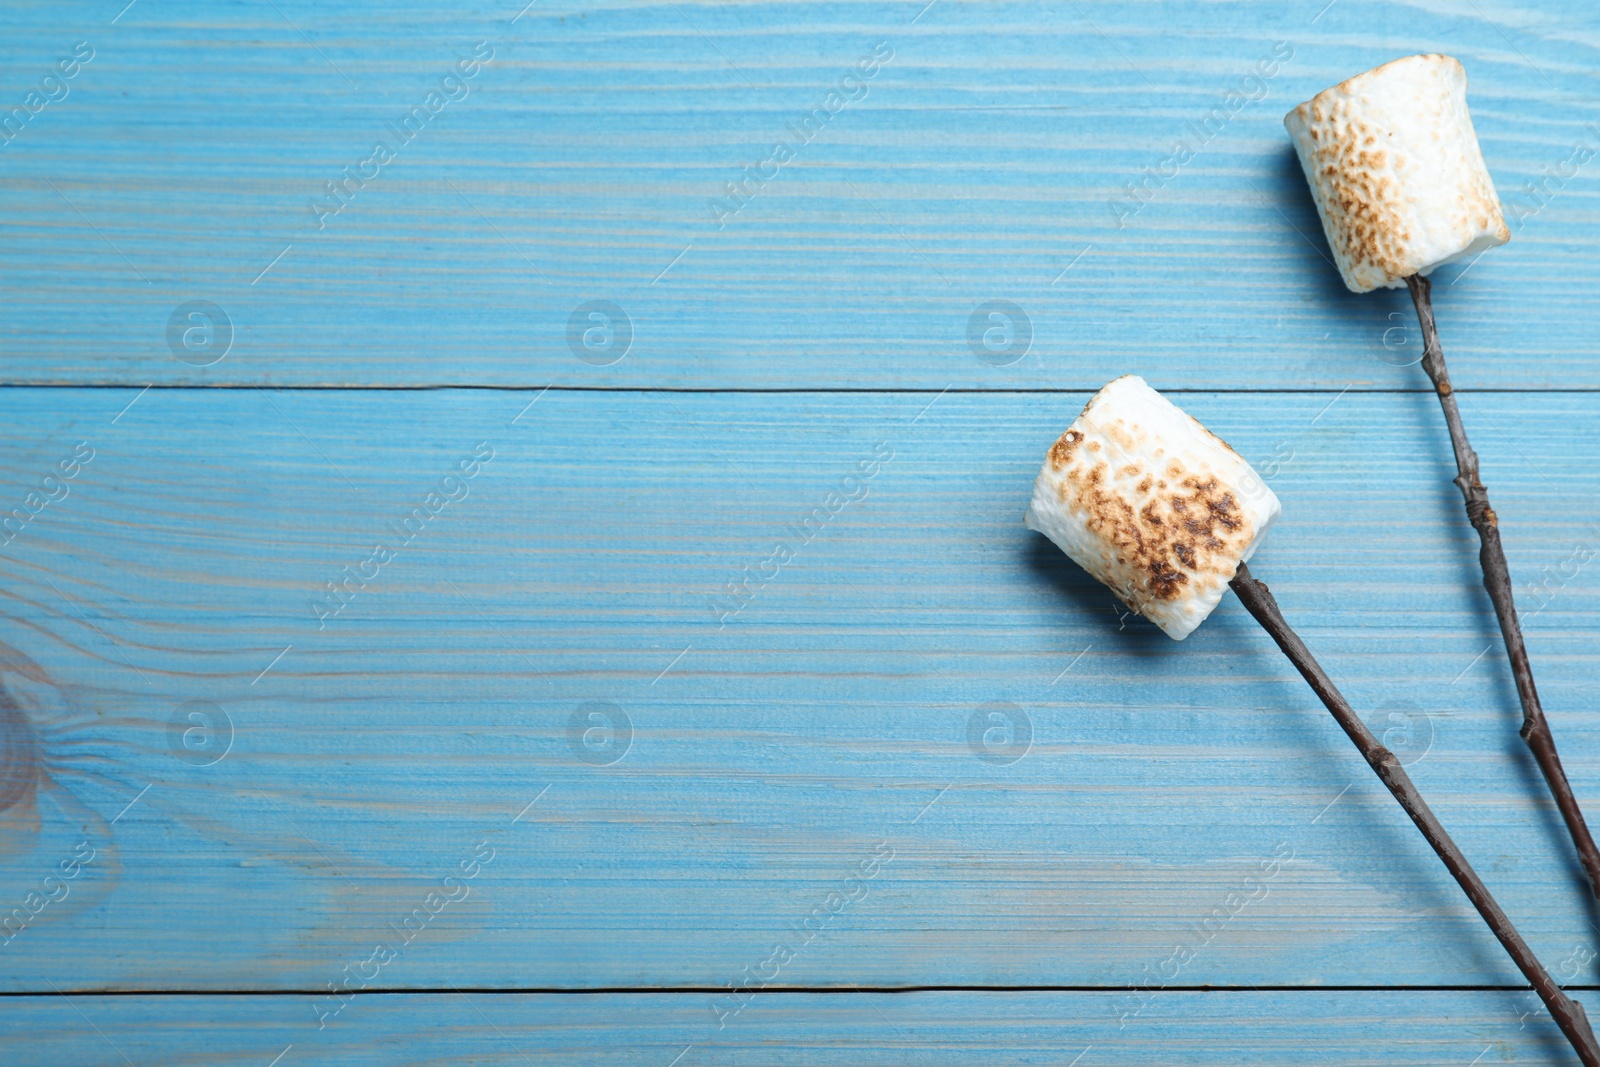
[0,1,1597,388]
[2,990,1597,1066]
[2,387,1600,991]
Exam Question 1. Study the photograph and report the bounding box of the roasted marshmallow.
[1284,54,1510,293]
[1024,376,1280,640]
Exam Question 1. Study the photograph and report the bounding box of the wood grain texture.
[0,0,1597,387]
[1,388,1599,991]
[6,0,1600,1055]
[3,990,1599,1066]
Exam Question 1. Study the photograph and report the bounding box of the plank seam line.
[0,386,1592,396]
[6,985,1598,997]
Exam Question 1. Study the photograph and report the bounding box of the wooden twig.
[1407,273,1600,901]
[1230,562,1600,1067]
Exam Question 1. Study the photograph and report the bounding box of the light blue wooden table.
[3,0,1600,1062]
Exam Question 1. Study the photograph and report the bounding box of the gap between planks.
[3,385,1598,395]
[8,985,1600,998]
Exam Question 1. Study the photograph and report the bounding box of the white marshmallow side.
[1024,376,1281,640]
[1285,54,1510,293]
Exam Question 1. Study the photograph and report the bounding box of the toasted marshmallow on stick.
[1018,380,1600,1063]
[1024,375,1279,640]
[1286,57,1600,906]
[1285,54,1509,292]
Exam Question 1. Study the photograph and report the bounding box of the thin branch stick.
[1407,273,1600,901]
[1230,562,1600,1067]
